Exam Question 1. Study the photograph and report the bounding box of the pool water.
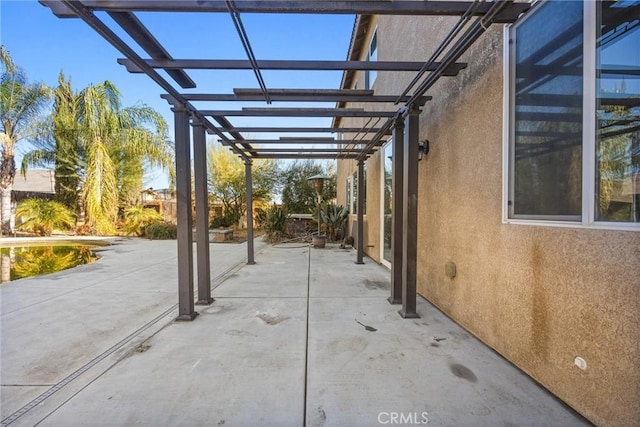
[0,245,99,283]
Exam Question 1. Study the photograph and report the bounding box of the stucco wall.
[337,13,640,427]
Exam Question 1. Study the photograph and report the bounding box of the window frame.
[366,26,378,90]
[380,139,392,269]
[349,167,367,216]
[502,0,638,231]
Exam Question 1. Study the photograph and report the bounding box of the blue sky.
[1,1,355,188]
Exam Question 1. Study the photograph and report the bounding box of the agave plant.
[263,204,289,244]
[321,203,349,241]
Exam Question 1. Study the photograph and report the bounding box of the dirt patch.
[363,279,389,290]
[135,343,151,353]
[256,313,290,325]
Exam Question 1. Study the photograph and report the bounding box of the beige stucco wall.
[337,13,640,427]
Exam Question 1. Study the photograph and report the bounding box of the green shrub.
[145,221,177,240]
[122,207,164,237]
[210,215,231,229]
[16,199,76,236]
[263,205,289,244]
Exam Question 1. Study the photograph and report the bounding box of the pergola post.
[192,118,213,305]
[355,159,365,265]
[399,105,420,319]
[173,104,197,321]
[389,114,405,305]
[245,160,255,265]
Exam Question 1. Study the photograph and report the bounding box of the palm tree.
[23,78,173,235]
[16,198,75,236]
[0,46,51,234]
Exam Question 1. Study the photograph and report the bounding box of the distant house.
[12,169,55,202]
[10,169,56,232]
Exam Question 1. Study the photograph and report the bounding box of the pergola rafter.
[118,58,467,74]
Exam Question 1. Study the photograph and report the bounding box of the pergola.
[40,0,530,321]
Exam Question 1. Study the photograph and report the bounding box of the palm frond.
[83,139,118,235]
[20,149,55,175]
[0,46,17,74]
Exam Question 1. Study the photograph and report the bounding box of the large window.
[506,0,639,228]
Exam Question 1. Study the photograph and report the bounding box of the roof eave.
[333,14,372,129]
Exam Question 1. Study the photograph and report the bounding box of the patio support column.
[355,159,365,265]
[173,103,197,321]
[245,160,255,265]
[389,114,405,305]
[192,118,213,305]
[399,105,420,319]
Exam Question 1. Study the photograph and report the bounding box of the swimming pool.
[0,240,108,283]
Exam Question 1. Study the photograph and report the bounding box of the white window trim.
[366,26,378,90]
[380,139,391,269]
[501,0,639,232]
[346,175,352,215]
[583,0,597,226]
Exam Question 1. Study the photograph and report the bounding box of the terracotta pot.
[312,234,327,248]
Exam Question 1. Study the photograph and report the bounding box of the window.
[366,28,378,90]
[349,168,367,215]
[381,141,393,266]
[506,0,639,228]
[346,176,351,212]
[351,172,358,214]
[595,1,640,222]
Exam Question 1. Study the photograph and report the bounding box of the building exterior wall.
[337,12,639,427]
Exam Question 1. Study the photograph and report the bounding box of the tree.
[207,143,279,227]
[280,159,336,214]
[51,73,82,211]
[23,78,173,235]
[0,46,52,234]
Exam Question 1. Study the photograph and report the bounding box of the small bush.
[16,199,75,236]
[210,215,231,229]
[145,221,177,240]
[75,223,93,236]
[123,207,163,236]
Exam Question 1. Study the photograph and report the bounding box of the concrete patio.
[1,238,589,426]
